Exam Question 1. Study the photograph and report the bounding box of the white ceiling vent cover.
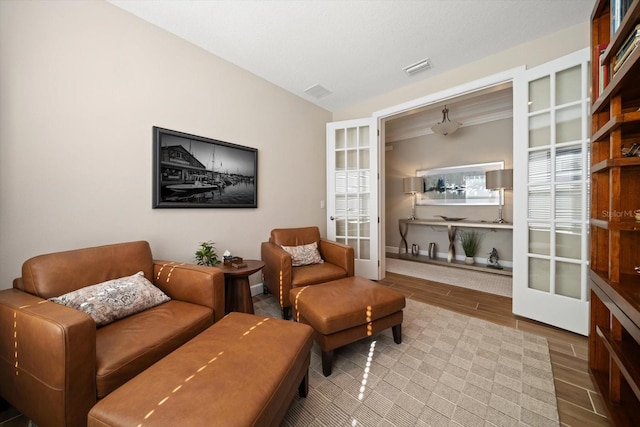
[304,84,332,99]
[403,58,433,76]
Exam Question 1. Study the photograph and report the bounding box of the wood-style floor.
[0,271,612,427]
[378,271,611,427]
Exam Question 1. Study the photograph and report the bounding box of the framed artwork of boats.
[415,161,502,206]
[153,127,257,208]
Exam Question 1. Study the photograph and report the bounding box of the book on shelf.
[597,42,610,95]
[611,0,634,35]
[613,24,640,73]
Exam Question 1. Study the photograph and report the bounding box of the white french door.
[512,48,591,335]
[326,118,380,279]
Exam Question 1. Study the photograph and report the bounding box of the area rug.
[253,295,559,427]
[385,257,513,297]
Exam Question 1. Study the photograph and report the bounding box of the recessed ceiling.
[107,0,592,112]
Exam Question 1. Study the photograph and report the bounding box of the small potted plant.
[459,230,482,265]
[194,241,220,266]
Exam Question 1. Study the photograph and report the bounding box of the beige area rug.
[254,296,558,427]
[385,258,513,298]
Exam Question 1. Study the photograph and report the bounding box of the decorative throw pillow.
[281,241,324,267]
[49,271,170,326]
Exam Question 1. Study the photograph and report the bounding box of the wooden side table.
[218,259,264,314]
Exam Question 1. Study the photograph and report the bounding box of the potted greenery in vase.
[459,230,482,265]
[194,241,220,266]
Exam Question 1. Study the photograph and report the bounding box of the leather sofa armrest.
[319,239,355,277]
[153,261,225,323]
[261,242,293,308]
[0,289,96,427]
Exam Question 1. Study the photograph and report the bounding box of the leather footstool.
[88,312,313,427]
[290,276,406,376]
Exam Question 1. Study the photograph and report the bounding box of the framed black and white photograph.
[416,161,503,206]
[153,127,257,208]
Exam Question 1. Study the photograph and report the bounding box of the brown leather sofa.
[0,241,225,427]
[261,226,354,319]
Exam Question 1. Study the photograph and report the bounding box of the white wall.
[0,0,331,288]
[386,118,513,262]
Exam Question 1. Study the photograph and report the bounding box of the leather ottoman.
[88,312,313,427]
[289,276,405,376]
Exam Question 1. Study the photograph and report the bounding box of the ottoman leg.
[321,350,334,377]
[298,370,309,397]
[392,324,402,344]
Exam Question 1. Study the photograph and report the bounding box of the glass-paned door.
[327,118,379,279]
[513,48,590,335]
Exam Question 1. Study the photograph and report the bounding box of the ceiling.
[107,0,593,113]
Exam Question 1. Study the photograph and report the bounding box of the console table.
[398,218,513,269]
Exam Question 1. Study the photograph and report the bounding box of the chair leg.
[282,306,292,320]
[392,324,402,344]
[298,370,309,397]
[321,350,333,377]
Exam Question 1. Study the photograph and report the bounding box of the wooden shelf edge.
[589,218,640,230]
[593,47,640,113]
[592,111,640,143]
[589,367,640,427]
[595,325,640,401]
[592,157,640,172]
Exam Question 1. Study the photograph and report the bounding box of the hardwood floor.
[378,271,611,427]
[1,271,611,426]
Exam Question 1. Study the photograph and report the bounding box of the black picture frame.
[153,127,257,208]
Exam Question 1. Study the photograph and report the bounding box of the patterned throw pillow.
[49,271,170,326]
[281,242,324,267]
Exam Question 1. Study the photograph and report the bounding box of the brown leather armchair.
[261,226,354,319]
[0,241,224,427]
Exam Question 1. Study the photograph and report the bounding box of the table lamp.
[403,177,423,220]
[485,169,513,223]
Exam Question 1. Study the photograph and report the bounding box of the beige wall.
[386,118,513,262]
[0,0,331,288]
[0,1,590,289]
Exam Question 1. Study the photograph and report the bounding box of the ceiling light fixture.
[403,58,433,76]
[431,106,462,136]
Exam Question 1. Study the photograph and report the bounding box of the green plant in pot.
[194,241,220,266]
[459,230,482,265]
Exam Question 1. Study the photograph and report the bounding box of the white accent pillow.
[49,271,170,326]
[281,242,324,267]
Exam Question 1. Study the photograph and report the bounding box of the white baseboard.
[250,282,263,297]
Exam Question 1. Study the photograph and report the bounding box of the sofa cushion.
[95,300,213,398]
[281,241,324,266]
[291,262,348,287]
[49,271,170,326]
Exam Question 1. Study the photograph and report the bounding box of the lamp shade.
[403,177,423,194]
[485,169,513,190]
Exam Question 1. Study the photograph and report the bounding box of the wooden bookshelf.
[589,1,640,425]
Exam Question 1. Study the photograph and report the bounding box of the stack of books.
[613,24,640,74]
[611,0,634,35]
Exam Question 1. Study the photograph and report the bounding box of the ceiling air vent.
[403,57,433,76]
[304,84,332,99]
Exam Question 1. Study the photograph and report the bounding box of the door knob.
[330,216,335,220]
